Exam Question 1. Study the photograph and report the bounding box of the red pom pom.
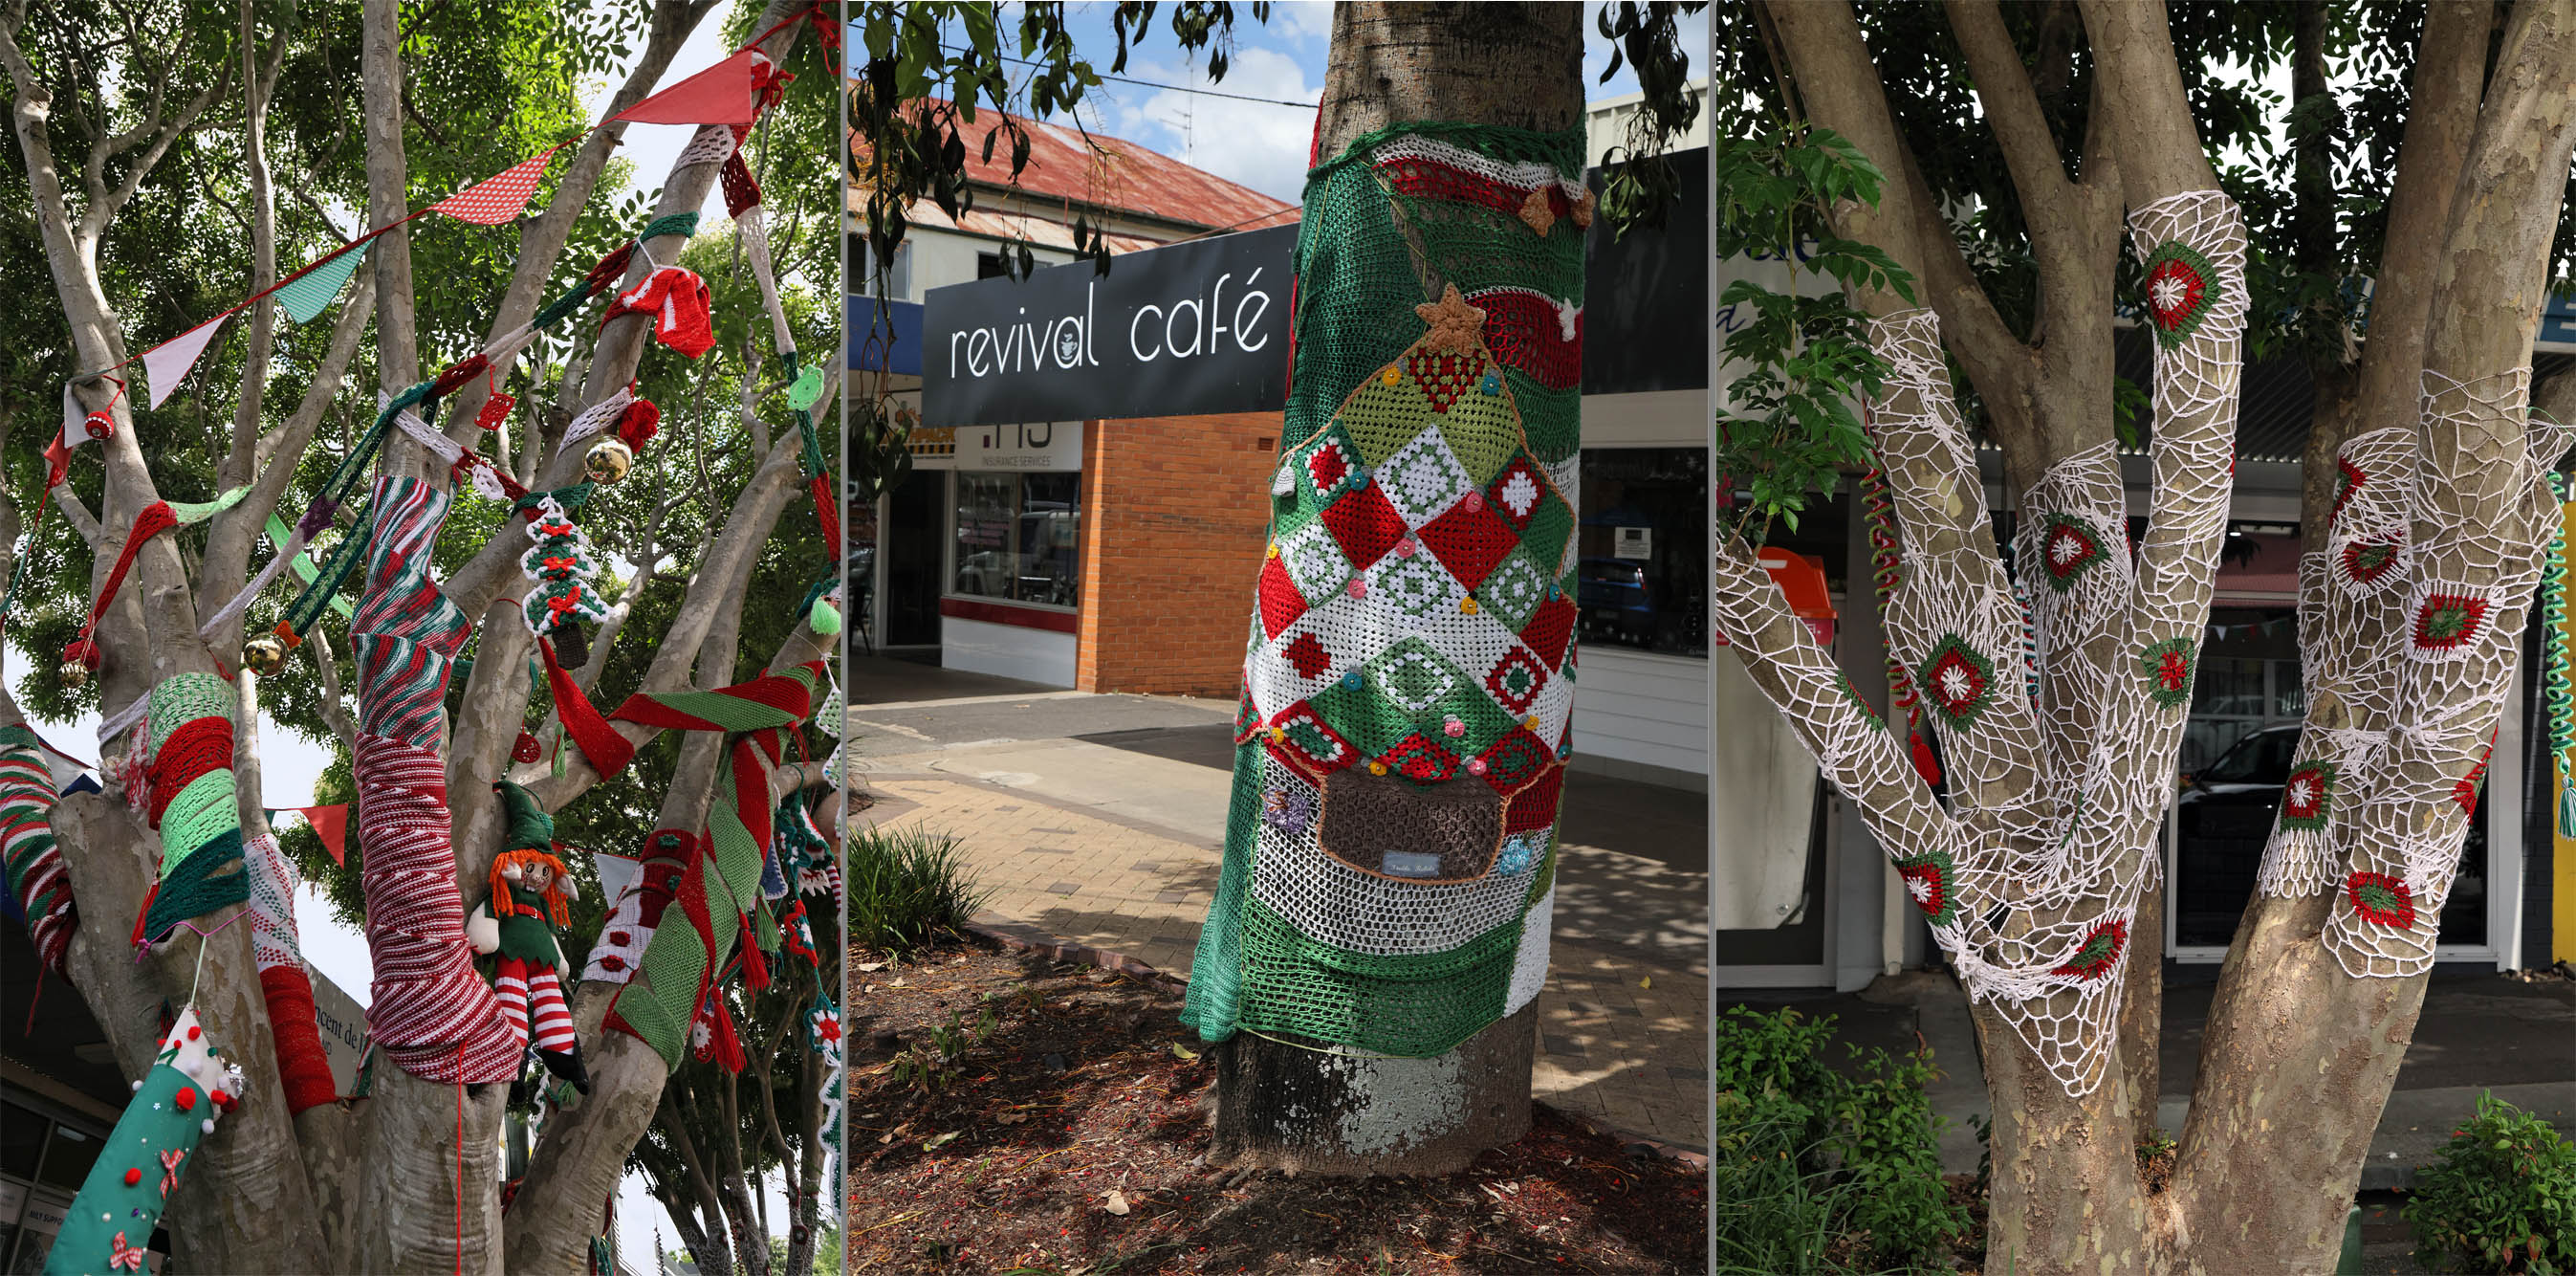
[600,956,626,973]
[174,1087,197,1111]
[475,391,517,432]
[123,1168,142,1186]
[616,398,661,451]
[513,731,542,764]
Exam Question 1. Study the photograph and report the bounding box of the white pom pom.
[201,1118,216,1134]
[131,1079,142,1092]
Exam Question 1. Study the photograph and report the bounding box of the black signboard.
[924,224,1296,429]
[919,148,1709,427]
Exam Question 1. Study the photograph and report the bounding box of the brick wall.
[1076,411,1280,696]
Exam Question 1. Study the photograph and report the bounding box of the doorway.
[884,469,945,649]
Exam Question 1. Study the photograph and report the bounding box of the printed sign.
[925,226,1294,428]
[906,420,1083,472]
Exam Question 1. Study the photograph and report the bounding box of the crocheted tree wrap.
[2140,239,2220,348]
[47,1008,241,1276]
[1184,123,1582,1058]
[2138,636,2196,710]
[347,476,523,1084]
[136,673,249,945]
[600,662,824,1070]
[518,496,612,635]
[0,727,77,974]
[241,827,336,1113]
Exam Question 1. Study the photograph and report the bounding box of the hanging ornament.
[467,781,591,1093]
[83,410,115,442]
[517,496,612,637]
[48,1007,244,1274]
[583,438,634,485]
[241,633,288,678]
[512,731,543,765]
[475,390,518,433]
[58,638,101,690]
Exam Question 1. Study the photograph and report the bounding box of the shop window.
[850,236,911,301]
[0,1104,39,1179]
[33,1124,97,1192]
[1577,448,1709,657]
[951,472,1082,608]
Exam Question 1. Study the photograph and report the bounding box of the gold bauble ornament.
[584,438,635,484]
[57,661,90,690]
[242,634,288,677]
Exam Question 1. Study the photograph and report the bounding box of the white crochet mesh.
[1710,189,2247,1095]
[243,828,305,972]
[1246,752,1542,956]
[2319,367,2547,977]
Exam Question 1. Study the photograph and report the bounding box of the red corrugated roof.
[852,100,1298,236]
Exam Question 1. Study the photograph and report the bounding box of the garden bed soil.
[843,935,1707,1274]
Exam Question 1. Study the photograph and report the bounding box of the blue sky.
[856,2,1708,203]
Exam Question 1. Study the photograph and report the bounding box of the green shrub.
[1707,1005,1969,1273]
[844,824,988,955]
[2403,1091,2576,1274]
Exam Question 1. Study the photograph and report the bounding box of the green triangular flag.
[276,239,371,324]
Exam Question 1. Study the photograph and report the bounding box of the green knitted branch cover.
[603,663,826,1070]
[1182,122,1585,1058]
[140,673,249,943]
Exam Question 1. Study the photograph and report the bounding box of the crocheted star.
[2412,592,2491,651]
[1518,187,1556,236]
[2037,514,2107,592]
[2342,536,2404,585]
[2140,240,2219,348]
[1918,634,1997,730]
[1414,284,1488,356]
[2331,458,2367,524]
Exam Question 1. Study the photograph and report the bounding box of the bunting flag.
[431,145,564,226]
[142,315,228,408]
[611,48,764,126]
[275,240,373,324]
[265,804,351,866]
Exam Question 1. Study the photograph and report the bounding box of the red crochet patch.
[2050,919,2127,981]
[2346,871,2415,928]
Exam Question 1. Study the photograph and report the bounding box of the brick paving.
[856,768,1709,1152]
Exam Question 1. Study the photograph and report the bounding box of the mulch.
[842,934,1707,1275]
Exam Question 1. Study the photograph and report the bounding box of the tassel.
[1910,729,1941,787]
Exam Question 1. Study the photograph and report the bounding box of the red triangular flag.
[612,49,762,126]
[297,804,350,866]
[431,145,563,226]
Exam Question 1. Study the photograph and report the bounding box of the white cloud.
[1092,45,1319,205]
[1270,0,1335,44]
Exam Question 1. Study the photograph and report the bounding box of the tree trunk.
[1205,0,1580,1175]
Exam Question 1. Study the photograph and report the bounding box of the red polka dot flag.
[430,144,564,225]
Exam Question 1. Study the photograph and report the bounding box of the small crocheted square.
[1892,847,1957,926]
[2138,636,2195,710]
[1419,497,1517,590]
[1264,702,1355,775]
[2035,514,2109,592]
[2141,239,2219,348]
[1474,727,1553,793]
[1487,456,1550,529]
[1502,764,1564,834]
[1918,634,1997,730]
[1280,632,1332,680]
[1519,597,1577,671]
[2278,760,2337,831]
[2050,919,2127,981]
[1256,556,1309,639]
[2345,871,2414,928]
[1370,549,1465,617]
[1278,521,1356,604]
[1474,551,1552,630]
[1337,374,1435,465]
[1484,647,1550,715]
[1379,732,1461,785]
[1367,637,1467,716]
[2411,590,2491,655]
[2340,536,2405,587]
[1321,478,1412,570]
[1380,429,1475,527]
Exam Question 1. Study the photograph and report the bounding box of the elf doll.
[469,781,591,1092]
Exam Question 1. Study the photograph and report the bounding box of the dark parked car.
[2172,723,2484,948]
[1578,556,1654,644]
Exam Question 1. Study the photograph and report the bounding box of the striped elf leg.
[493,957,533,1046]
[526,968,577,1053]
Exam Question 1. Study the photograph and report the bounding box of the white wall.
[941,615,1078,687]
[1572,648,1710,788]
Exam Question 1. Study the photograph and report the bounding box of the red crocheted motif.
[2346,871,2414,928]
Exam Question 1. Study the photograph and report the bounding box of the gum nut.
[1395,539,1416,558]
[1443,718,1466,738]
[1469,759,1489,775]
[1463,491,1484,512]
[1346,578,1367,600]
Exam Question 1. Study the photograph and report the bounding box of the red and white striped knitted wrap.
[348,476,522,1083]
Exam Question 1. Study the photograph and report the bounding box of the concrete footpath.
[842,655,1712,1153]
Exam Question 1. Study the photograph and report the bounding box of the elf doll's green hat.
[490,781,572,927]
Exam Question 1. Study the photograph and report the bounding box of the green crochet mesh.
[1178,739,1262,1043]
[1231,893,1518,1058]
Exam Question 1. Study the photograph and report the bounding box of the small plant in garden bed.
[846,823,990,955]
[1707,1005,1970,1273]
[2401,1091,2575,1274]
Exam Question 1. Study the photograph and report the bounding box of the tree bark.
[1205,0,1578,1176]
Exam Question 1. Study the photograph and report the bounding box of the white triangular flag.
[142,315,229,408]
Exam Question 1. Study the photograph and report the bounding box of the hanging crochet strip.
[0,726,77,974]
[1182,121,1583,1060]
[243,823,337,1113]
[347,475,523,1084]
